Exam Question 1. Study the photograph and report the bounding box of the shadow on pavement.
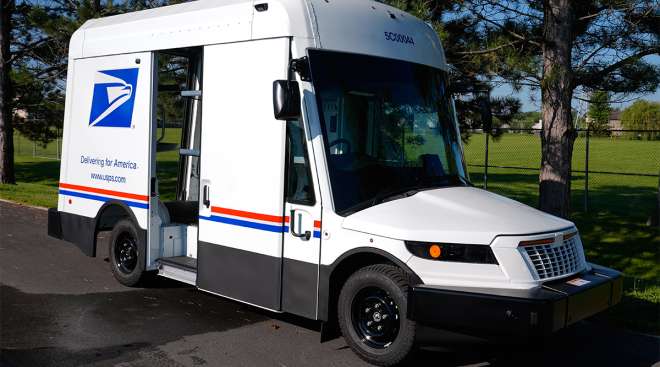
[0,284,268,367]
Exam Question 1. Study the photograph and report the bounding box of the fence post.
[484,131,489,190]
[584,128,589,212]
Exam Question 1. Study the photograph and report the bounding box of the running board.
[158,256,197,286]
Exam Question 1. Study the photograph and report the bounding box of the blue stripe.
[313,230,321,239]
[59,189,149,209]
[200,215,289,233]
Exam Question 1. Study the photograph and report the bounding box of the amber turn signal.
[429,244,442,259]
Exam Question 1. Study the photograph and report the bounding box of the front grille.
[523,237,582,280]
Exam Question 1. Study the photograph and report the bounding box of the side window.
[286,120,315,205]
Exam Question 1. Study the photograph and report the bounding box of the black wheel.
[109,219,147,286]
[338,264,416,366]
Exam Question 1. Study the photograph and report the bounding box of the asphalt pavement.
[1,200,658,367]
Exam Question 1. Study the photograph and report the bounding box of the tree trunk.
[539,0,576,218]
[92,0,101,14]
[0,0,16,184]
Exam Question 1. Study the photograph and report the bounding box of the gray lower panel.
[49,204,147,259]
[282,257,318,319]
[49,209,96,257]
[197,242,281,310]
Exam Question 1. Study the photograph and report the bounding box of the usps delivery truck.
[47,0,623,365]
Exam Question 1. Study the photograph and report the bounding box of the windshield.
[309,50,469,216]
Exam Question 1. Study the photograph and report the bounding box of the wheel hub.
[114,233,138,274]
[351,287,400,349]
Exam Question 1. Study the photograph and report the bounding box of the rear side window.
[286,120,315,205]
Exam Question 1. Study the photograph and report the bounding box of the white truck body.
[48,0,622,362]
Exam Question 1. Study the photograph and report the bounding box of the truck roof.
[70,0,447,70]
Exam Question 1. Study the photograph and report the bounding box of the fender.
[317,246,423,322]
[93,199,146,256]
[49,200,145,257]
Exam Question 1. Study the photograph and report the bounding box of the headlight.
[405,241,498,264]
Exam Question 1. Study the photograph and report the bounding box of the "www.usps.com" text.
[90,172,127,184]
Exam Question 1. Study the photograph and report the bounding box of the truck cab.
[47,0,622,365]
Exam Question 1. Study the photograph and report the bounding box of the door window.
[286,120,315,205]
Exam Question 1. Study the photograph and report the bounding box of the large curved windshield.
[308,50,469,215]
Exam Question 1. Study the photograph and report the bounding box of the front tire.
[338,264,416,366]
[109,219,147,286]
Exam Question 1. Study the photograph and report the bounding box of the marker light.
[563,231,578,241]
[429,244,442,259]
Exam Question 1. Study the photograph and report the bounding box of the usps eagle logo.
[89,68,139,127]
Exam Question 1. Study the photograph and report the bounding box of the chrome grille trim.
[522,237,583,280]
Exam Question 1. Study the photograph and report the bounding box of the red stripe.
[59,183,148,202]
[314,220,321,228]
[518,237,554,247]
[211,206,289,223]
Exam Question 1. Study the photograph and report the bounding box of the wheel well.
[322,250,421,325]
[93,202,135,257]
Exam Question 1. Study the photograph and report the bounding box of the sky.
[492,55,660,114]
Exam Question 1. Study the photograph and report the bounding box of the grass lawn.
[2,131,659,333]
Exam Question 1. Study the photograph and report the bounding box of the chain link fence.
[15,132,63,160]
[14,127,660,219]
[463,128,660,218]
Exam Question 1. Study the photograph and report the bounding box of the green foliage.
[510,111,541,129]
[9,0,171,145]
[621,100,660,140]
[587,91,611,134]
[156,53,189,125]
[439,0,659,106]
[11,67,64,146]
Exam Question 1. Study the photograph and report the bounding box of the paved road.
[1,200,658,367]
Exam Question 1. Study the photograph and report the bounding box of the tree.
[9,0,113,148]
[1,0,16,184]
[620,99,660,139]
[9,0,173,148]
[383,1,659,217]
[511,111,542,129]
[449,0,659,218]
[587,91,611,134]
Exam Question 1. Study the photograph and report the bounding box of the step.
[159,256,197,271]
[158,256,197,285]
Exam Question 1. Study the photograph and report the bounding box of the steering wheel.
[329,138,352,155]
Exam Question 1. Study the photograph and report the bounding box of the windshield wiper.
[338,186,420,216]
[370,186,424,207]
[338,176,471,216]
[340,182,444,216]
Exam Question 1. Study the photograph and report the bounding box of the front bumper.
[408,263,622,338]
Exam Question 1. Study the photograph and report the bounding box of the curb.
[0,198,49,211]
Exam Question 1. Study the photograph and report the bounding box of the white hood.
[341,187,573,245]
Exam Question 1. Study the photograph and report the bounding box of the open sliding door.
[197,38,290,310]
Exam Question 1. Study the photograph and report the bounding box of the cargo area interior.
[153,47,203,270]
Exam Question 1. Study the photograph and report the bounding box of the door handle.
[203,185,210,208]
[290,210,311,241]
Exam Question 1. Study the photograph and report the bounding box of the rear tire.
[338,264,416,366]
[109,219,147,286]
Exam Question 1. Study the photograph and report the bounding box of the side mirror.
[273,80,301,120]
